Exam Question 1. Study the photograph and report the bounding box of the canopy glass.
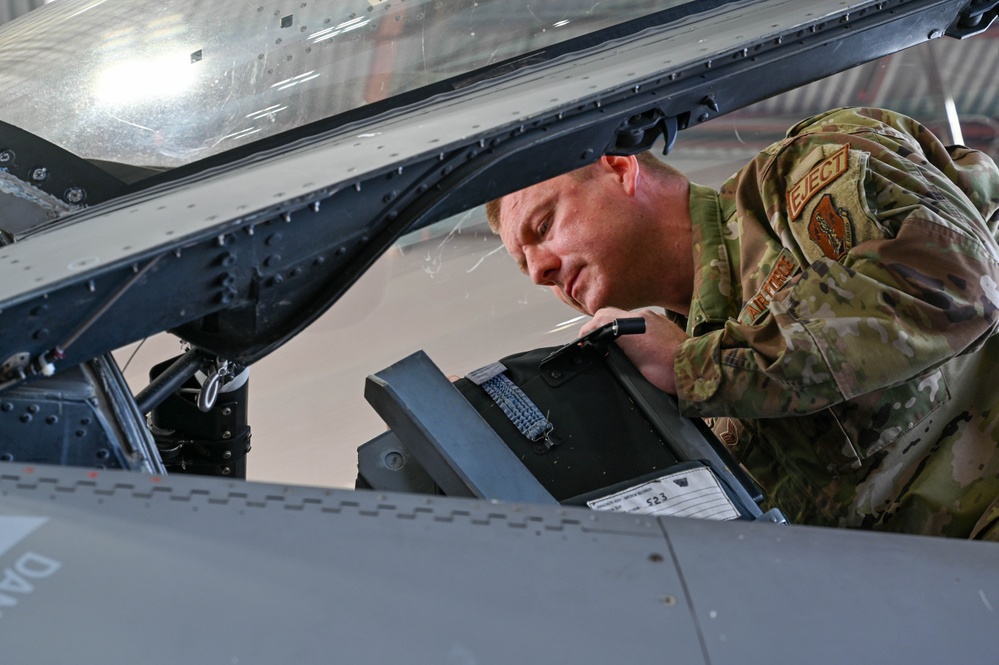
[0,0,695,172]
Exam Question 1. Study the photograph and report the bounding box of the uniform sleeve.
[675,109,999,419]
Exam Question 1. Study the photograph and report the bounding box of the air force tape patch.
[738,248,800,325]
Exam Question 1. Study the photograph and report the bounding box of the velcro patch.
[786,144,849,220]
[737,248,800,325]
[808,193,853,259]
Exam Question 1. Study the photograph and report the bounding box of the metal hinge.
[946,0,999,39]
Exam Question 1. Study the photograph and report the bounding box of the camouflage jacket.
[672,107,999,539]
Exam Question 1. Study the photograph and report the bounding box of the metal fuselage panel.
[0,463,996,663]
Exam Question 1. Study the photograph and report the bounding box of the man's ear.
[597,155,639,196]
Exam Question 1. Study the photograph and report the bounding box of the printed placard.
[587,466,740,520]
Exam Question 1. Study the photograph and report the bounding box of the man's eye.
[538,216,551,237]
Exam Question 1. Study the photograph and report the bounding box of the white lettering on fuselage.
[0,517,62,620]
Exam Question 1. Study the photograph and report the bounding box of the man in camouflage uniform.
[488,107,999,539]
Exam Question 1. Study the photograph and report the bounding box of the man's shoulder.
[752,107,918,163]
[743,107,928,187]
[783,107,915,140]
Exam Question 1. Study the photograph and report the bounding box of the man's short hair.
[484,151,685,233]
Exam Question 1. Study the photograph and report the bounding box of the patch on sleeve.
[785,143,876,265]
[808,193,853,259]
[709,417,742,449]
[786,144,849,221]
[737,248,800,325]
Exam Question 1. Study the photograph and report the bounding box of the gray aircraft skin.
[1,0,998,662]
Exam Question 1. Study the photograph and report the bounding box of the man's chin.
[550,286,589,314]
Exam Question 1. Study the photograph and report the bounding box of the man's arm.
[676,111,999,419]
[580,307,687,394]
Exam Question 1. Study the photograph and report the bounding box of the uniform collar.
[684,183,734,336]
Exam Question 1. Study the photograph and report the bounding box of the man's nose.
[525,245,560,286]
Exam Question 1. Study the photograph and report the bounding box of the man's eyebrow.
[519,193,554,239]
[506,188,553,276]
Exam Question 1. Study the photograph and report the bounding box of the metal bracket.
[946,0,999,38]
[757,508,789,524]
[608,108,682,156]
[0,352,29,388]
[365,350,558,504]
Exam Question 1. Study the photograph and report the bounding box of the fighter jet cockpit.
[0,0,998,661]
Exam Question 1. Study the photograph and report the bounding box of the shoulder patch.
[786,144,849,220]
[808,193,853,259]
[737,248,800,325]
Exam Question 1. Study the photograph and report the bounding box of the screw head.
[0,149,14,163]
[64,187,86,204]
[384,451,405,470]
[30,167,48,182]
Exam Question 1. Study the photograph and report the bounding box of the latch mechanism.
[609,109,683,156]
[946,0,999,38]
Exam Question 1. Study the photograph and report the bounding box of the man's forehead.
[500,177,561,228]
